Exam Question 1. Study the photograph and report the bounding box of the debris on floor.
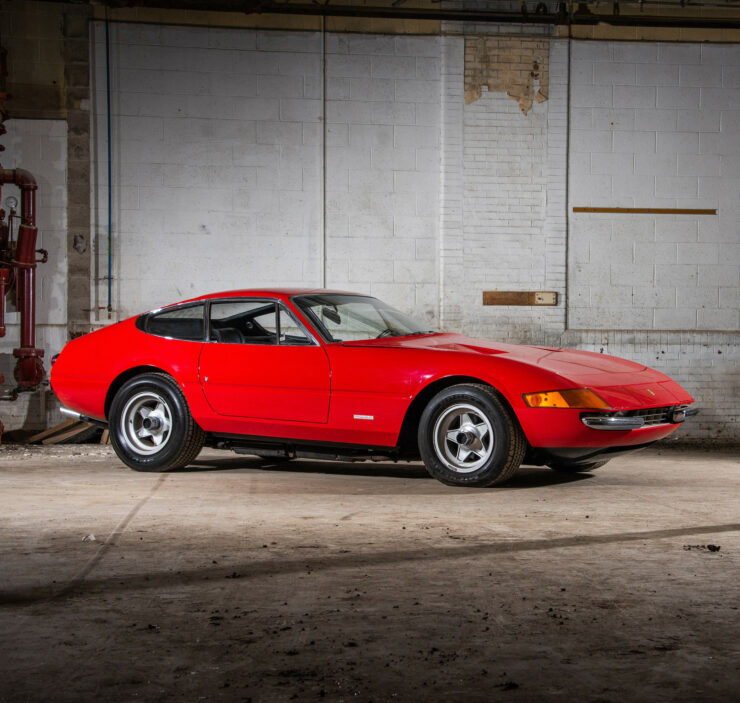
[682,544,721,552]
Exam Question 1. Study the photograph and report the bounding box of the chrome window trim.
[136,301,206,342]
[205,297,320,347]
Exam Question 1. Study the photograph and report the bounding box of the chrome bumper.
[582,405,699,431]
[581,415,645,431]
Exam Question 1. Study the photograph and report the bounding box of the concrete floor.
[0,445,738,702]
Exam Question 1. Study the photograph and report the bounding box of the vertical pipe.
[20,266,35,349]
[105,16,113,317]
[564,35,571,331]
[321,15,327,288]
[20,189,35,227]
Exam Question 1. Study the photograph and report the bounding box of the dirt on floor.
[0,445,738,702]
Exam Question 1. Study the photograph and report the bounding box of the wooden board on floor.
[42,422,94,445]
[26,418,78,444]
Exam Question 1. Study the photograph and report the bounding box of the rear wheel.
[109,373,205,472]
[418,384,526,487]
[548,460,609,473]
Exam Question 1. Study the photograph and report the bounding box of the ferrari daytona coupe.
[50,289,697,487]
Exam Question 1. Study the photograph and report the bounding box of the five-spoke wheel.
[418,384,525,487]
[433,403,494,473]
[120,391,173,455]
[109,373,204,472]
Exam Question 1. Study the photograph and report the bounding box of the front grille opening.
[618,406,677,426]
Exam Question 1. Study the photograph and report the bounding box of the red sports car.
[50,289,697,487]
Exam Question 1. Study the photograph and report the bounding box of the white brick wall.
[457,86,549,342]
[440,40,568,344]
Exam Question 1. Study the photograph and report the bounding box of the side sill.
[207,432,405,462]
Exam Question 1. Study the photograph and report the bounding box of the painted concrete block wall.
[324,34,441,322]
[568,41,740,332]
[566,41,739,441]
[91,24,441,322]
[0,119,68,362]
[91,23,324,316]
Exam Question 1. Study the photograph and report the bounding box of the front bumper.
[525,441,658,466]
[581,405,699,431]
[517,402,697,449]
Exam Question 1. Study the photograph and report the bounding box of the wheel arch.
[397,375,523,456]
[104,365,171,419]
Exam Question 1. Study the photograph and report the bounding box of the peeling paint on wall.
[464,37,549,115]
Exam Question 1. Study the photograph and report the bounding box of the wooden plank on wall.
[572,207,717,215]
[483,291,558,306]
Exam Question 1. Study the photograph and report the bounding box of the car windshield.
[294,294,436,342]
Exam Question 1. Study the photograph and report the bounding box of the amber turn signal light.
[522,389,611,409]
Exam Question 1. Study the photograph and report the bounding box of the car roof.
[184,288,367,304]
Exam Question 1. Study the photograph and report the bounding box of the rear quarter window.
[138,304,205,341]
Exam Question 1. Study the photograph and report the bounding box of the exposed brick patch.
[464,36,549,115]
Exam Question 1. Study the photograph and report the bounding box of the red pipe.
[0,268,8,337]
[15,225,37,349]
[0,167,44,389]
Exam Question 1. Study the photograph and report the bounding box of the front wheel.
[109,373,205,472]
[418,384,526,487]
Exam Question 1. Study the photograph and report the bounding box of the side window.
[146,304,204,341]
[276,309,313,346]
[208,301,313,346]
[210,300,276,344]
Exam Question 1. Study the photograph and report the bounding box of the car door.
[198,299,331,423]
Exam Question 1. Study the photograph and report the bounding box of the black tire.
[418,384,526,487]
[548,460,609,473]
[109,373,205,472]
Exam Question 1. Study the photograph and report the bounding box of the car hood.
[344,333,645,374]
[343,333,694,407]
